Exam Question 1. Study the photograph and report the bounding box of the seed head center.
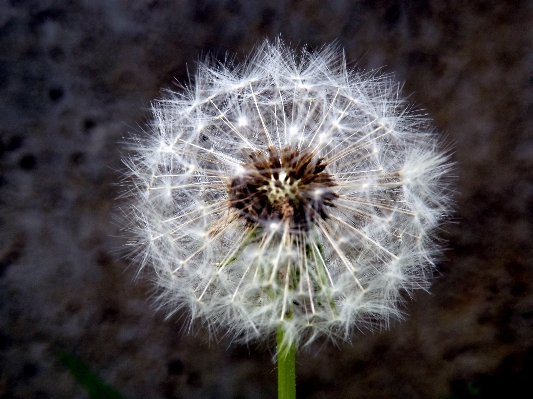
[228,146,338,232]
[264,171,300,206]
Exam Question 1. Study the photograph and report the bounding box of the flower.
[124,39,452,349]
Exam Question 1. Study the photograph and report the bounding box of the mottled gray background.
[1,0,532,398]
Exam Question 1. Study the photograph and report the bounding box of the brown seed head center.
[228,146,338,232]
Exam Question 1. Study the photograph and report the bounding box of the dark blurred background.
[1,0,532,398]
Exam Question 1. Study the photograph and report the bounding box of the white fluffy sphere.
[124,39,452,348]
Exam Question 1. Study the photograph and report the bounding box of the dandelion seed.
[237,117,248,127]
[123,39,452,354]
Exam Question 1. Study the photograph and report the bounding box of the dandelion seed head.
[124,38,453,349]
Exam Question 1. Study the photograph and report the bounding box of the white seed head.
[123,39,452,349]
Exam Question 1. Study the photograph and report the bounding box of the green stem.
[277,325,296,399]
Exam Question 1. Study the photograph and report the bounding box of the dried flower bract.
[124,39,452,349]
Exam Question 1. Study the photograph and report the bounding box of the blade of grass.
[58,351,126,399]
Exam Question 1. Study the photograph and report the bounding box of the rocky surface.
[1,0,532,398]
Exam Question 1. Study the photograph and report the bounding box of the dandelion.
[123,38,452,398]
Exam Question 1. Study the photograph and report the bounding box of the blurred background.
[1,0,532,398]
